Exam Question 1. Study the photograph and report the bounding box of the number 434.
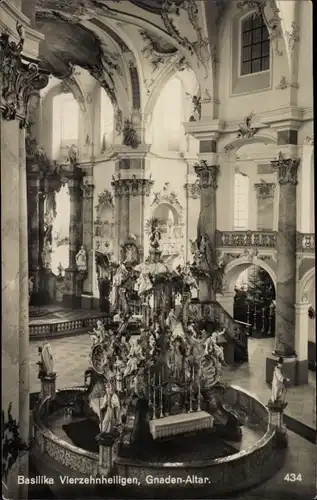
[284,473,302,482]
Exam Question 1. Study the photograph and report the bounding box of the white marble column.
[19,127,30,475]
[1,118,21,499]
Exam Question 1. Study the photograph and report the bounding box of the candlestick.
[197,366,201,412]
[253,305,257,331]
[148,370,152,406]
[261,307,265,333]
[159,373,163,418]
[152,375,156,420]
[246,304,251,334]
[267,304,273,335]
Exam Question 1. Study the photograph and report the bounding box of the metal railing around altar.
[216,230,277,249]
[296,232,315,252]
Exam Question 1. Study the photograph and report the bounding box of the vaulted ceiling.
[34,0,215,112]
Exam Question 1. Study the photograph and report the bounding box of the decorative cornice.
[111,174,154,197]
[0,23,50,127]
[271,152,300,185]
[254,181,275,199]
[184,182,201,199]
[194,160,220,189]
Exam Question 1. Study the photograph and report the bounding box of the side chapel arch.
[224,256,277,294]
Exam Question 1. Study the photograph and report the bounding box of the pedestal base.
[62,294,82,309]
[81,294,94,309]
[266,354,308,386]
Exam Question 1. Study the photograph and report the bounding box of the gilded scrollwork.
[111,174,154,197]
[194,160,220,189]
[271,152,300,185]
[0,23,49,127]
[254,180,275,199]
[184,182,201,199]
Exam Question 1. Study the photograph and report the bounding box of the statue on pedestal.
[100,383,121,433]
[270,357,290,405]
[76,245,87,272]
[37,343,54,378]
[110,262,129,310]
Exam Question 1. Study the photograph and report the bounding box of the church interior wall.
[297,0,313,109]
[217,4,290,120]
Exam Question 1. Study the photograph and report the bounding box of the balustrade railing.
[296,232,315,252]
[188,301,249,355]
[216,230,277,249]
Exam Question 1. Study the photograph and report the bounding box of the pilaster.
[111,172,154,261]
[194,159,220,301]
[81,177,95,307]
[63,166,83,308]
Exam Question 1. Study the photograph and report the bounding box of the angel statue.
[186,93,201,121]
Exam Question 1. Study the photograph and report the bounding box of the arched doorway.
[152,202,184,268]
[224,257,276,337]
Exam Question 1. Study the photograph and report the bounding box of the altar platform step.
[149,411,214,440]
[29,307,110,339]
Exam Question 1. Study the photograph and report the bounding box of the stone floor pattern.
[30,334,316,428]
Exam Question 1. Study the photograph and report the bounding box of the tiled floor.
[235,430,316,499]
[29,335,316,428]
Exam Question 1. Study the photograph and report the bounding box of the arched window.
[100,89,114,152]
[240,14,270,76]
[234,172,250,229]
[152,77,183,152]
[52,93,79,159]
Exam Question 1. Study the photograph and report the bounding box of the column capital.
[254,181,276,199]
[194,160,220,188]
[184,182,201,199]
[111,174,154,197]
[0,25,50,127]
[81,179,94,199]
[271,152,300,185]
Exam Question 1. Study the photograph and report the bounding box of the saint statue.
[76,246,87,272]
[114,356,125,392]
[41,240,52,270]
[38,343,54,376]
[110,263,129,309]
[182,262,198,289]
[135,270,153,297]
[270,357,290,404]
[123,338,144,378]
[100,383,121,433]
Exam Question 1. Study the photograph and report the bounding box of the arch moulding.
[224,256,277,293]
[298,267,315,304]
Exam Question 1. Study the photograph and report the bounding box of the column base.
[62,294,82,309]
[81,294,94,309]
[266,353,308,386]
